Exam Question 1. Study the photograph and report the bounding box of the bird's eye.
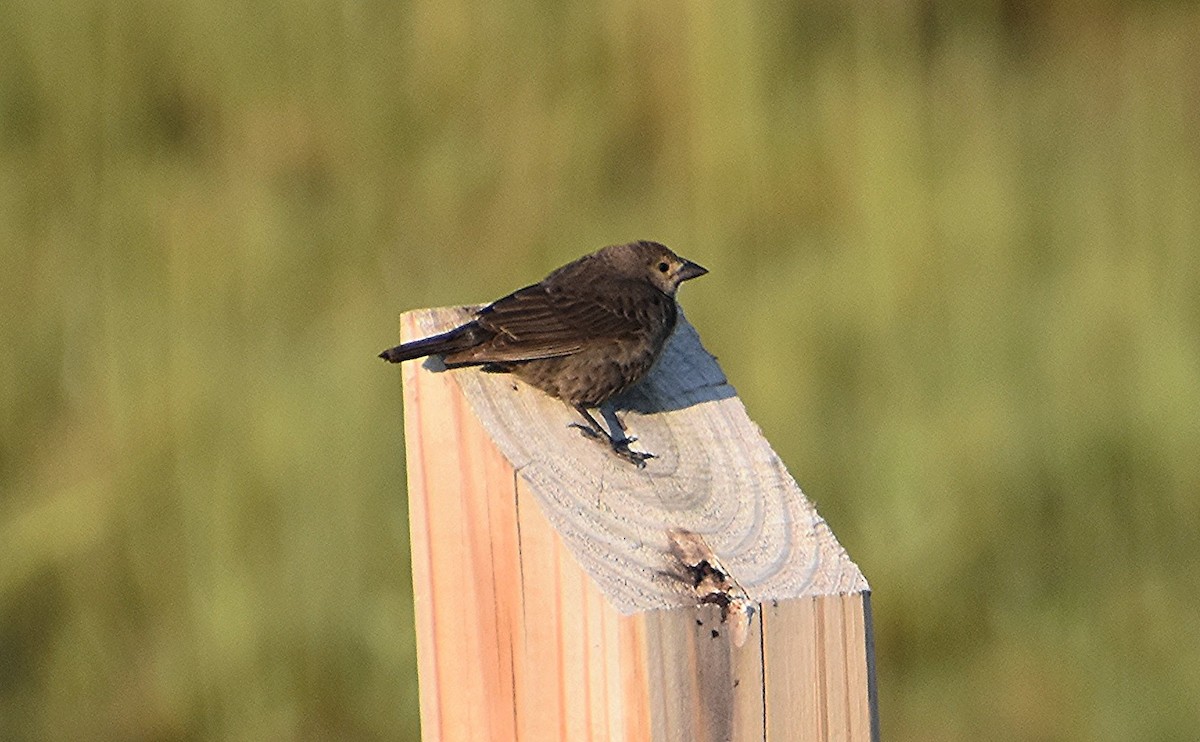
[657,262,670,273]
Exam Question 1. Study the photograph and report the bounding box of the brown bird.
[380,240,707,466]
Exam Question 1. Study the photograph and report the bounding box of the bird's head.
[615,240,708,297]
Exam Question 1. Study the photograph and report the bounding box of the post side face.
[761,594,878,742]
[402,314,524,742]
[639,606,767,742]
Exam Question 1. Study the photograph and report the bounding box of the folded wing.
[442,281,657,365]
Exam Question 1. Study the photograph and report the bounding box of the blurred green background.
[2,1,1198,740]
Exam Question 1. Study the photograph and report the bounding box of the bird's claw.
[612,440,656,469]
[569,423,654,468]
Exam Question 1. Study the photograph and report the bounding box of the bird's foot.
[569,423,655,468]
[611,438,656,468]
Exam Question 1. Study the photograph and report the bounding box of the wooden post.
[399,307,878,742]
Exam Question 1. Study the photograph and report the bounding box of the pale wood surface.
[399,307,876,741]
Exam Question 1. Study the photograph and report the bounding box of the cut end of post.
[401,306,867,615]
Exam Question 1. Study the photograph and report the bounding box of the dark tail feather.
[378,324,482,364]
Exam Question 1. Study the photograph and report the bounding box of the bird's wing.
[443,281,654,364]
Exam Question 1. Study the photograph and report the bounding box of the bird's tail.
[378,324,482,364]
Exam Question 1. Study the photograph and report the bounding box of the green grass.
[2,1,1199,739]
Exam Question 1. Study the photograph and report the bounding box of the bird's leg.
[569,405,608,440]
[570,405,655,468]
[609,410,630,437]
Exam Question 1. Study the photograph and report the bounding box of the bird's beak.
[677,260,708,282]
